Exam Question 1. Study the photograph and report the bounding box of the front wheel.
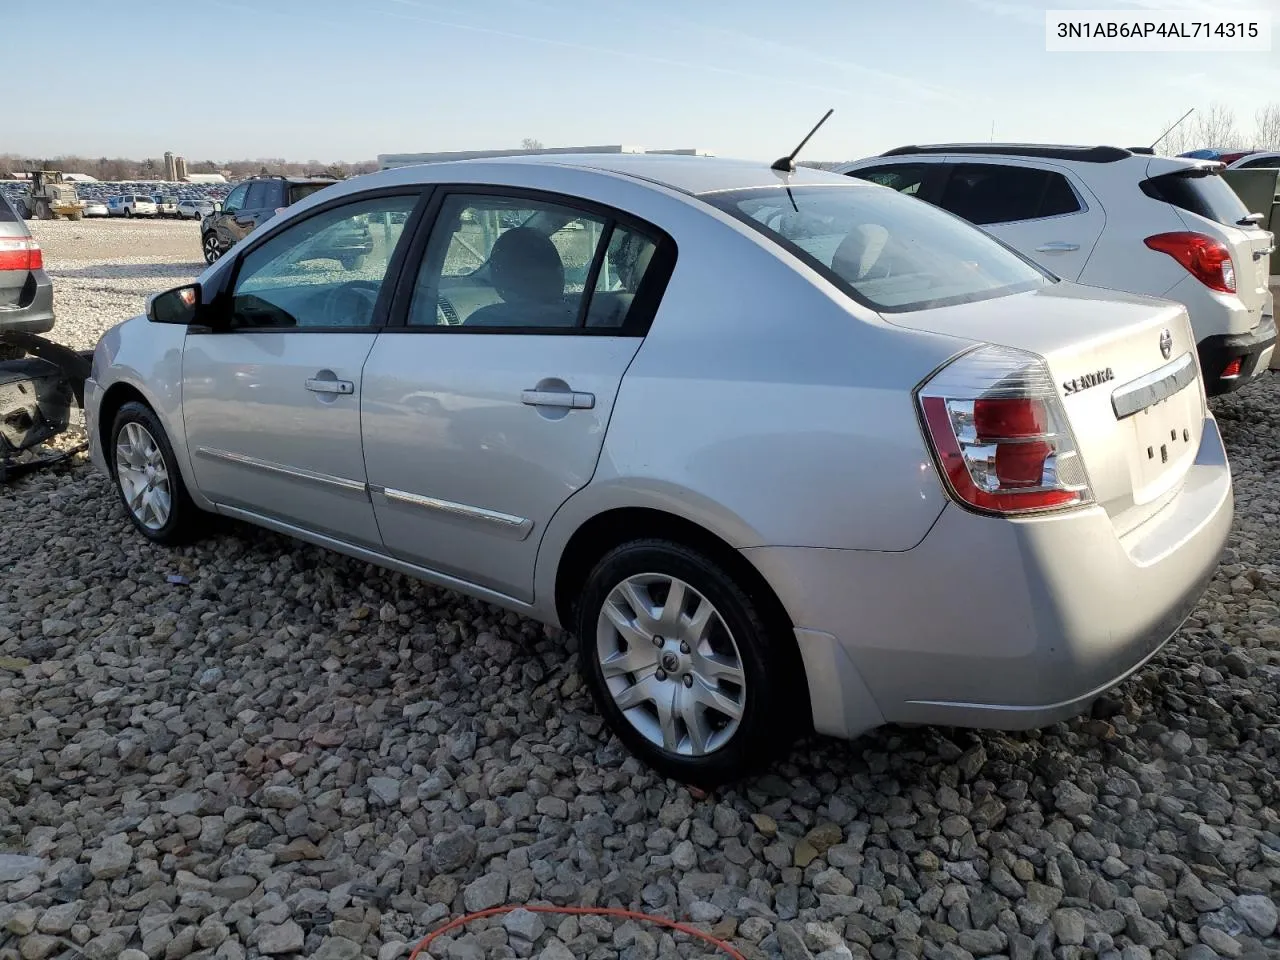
[576,539,800,785]
[109,401,205,545]
[202,233,222,264]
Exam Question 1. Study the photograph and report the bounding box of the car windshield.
[704,183,1051,312]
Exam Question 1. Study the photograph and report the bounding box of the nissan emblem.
[1159,328,1172,360]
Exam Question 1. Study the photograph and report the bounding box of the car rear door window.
[939,163,1083,225]
[244,181,273,210]
[408,195,608,329]
[230,194,419,330]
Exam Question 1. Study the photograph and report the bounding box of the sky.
[8,0,1280,164]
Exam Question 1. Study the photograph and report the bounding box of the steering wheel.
[320,280,380,326]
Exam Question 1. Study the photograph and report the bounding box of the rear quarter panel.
[531,190,978,618]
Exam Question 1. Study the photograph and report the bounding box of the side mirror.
[147,283,202,325]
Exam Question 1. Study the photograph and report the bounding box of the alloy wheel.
[115,421,172,531]
[595,573,746,756]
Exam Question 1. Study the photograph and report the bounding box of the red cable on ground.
[407,903,747,960]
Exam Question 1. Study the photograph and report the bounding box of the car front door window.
[230,194,418,330]
[221,183,248,215]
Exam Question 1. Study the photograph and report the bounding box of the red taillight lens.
[1144,231,1235,293]
[0,237,41,272]
[1221,358,1242,379]
[918,347,1093,516]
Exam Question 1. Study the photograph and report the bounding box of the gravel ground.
[0,221,1278,960]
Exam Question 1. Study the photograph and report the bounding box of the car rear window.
[1141,170,1253,227]
[288,183,330,205]
[0,194,18,223]
[704,184,1051,312]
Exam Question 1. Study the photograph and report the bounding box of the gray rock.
[314,937,364,960]
[777,924,816,960]
[537,940,575,960]
[258,786,303,810]
[463,873,509,912]
[1053,908,1087,946]
[1231,894,1278,937]
[367,777,402,805]
[1199,924,1241,957]
[0,855,45,884]
[503,908,546,942]
[37,901,82,935]
[88,835,133,879]
[1054,782,1094,817]
[432,830,478,872]
[257,921,305,954]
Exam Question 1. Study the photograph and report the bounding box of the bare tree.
[521,138,545,151]
[1254,103,1280,151]
[1193,102,1243,150]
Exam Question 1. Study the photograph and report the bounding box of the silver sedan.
[84,154,1232,784]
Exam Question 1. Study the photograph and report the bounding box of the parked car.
[152,195,180,218]
[82,200,110,218]
[1227,152,1280,170]
[177,199,215,221]
[201,176,340,264]
[838,144,1277,396]
[107,195,158,218]
[85,155,1232,783]
[0,191,53,352]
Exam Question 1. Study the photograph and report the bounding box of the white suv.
[107,195,158,218]
[837,144,1276,396]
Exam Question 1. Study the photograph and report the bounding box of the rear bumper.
[0,269,54,336]
[1197,311,1275,395]
[745,415,1232,740]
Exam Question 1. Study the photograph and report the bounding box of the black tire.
[109,401,205,546]
[576,538,800,786]
[202,233,222,264]
[125,208,132,218]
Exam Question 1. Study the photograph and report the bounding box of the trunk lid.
[885,281,1206,536]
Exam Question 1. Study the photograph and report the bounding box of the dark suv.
[201,176,372,266]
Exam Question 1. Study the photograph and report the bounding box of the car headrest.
[490,227,565,304]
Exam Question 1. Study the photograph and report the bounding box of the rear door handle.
[306,378,354,395]
[1034,241,1080,253]
[521,388,595,410]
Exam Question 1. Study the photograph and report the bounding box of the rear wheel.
[125,208,132,218]
[109,401,205,545]
[576,538,800,785]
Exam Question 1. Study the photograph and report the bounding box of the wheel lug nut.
[652,635,664,647]
[680,641,690,654]
[655,670,667,682]
[683,674,693,688]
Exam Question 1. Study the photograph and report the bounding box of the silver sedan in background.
[83,155,1232,783]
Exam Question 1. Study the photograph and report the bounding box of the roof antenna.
[771,108,835,173]
[1151,107,1194,152]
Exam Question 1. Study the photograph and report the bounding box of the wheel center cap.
[660,651,681,674]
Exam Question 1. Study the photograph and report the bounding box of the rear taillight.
[0,237,41,272]
[1221,358,1242,379]
[918,346,1093,516]
[1144,231,1235,293]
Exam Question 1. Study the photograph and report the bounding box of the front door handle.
[306,378,354,395]
[1034,241,1080,253]
[521,388,595,410]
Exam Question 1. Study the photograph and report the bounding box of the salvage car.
[84,154,1233,783]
